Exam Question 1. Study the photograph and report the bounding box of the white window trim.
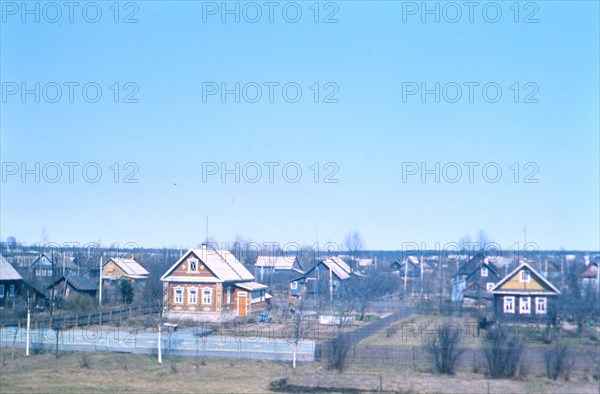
[188,258,198,273]
[202,287,212,305]
[0,284,4,298]
[519,296,531,314]
[535,297,547,314]
[8,285,15,298]
[481,267,488,277]
[226,288,231,304]
[520,270,531,283]
[504,296,515,313]
[486,282,494,291]
[174,287,183,304]
[188,287,198,305]
[291,281,298,290]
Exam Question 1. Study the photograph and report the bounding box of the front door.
[237,291,247,317]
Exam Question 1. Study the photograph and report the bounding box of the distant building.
[0,254,23,307]
[580,262,599,293]
[48,274,98,300]
[254,255,303,281]
[289,256,358,300]
[160,245,269,322]
[451,253,500,307]
[102,257,149,281]
[490,262,560,321]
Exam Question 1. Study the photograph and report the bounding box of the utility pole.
[98,256,103,307]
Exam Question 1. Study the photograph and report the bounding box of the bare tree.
[343,231,364,271]
[476,230,492,252]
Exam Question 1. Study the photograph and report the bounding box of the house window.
[226,287,231,304]
[503,296,515,313]
[0,284,4,298]
[481,267,488,277]
[519,297,531,314]
[174,287,183,304]
[189,288,197,305]
[520,270,530,283]
[291,281,298,290]
[486,282,494,291]
[535,297,547,314]
[9,285,15,298]
[189,258,198,273]
[202,288,212,305]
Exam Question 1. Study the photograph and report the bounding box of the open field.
[0,348,598,393]
[359,314,600,349]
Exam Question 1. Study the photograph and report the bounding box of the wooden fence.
[0,304,159,332]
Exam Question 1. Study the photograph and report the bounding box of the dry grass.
[359,315,480,347]
[0,348,597,393]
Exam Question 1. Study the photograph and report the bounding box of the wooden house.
[255,255,303,281]
[490,262,560,321]
[451,253,500,305]
[0,254,23,307]
[102,257,149,281]
[31,254,54,279]
[580,262,599,293]
[48,274,98,300]
[289,256,358,301]
[160,245,269,322]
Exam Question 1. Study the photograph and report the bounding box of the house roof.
[319,257,352,280]
[455,253,499,277]
[31,254,54,268]
[255,255,298,270]
[0,254,23,281]
[105,258,149,278]
[581,262,599,278]
[490,262,560,295]
[236,282,268,291]
[161,245,255,282]
[51,274,98,292]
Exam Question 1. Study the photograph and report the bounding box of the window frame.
[291,281,298,290]
[226,287,231,304]
[8,285,15,298]
[535,297,547,314]
[519,296,531,314]
[202,287,212,305]
[0,284,4,298]
[503,296,515,313]
[520,270,530,283]
[481,267,488,277]
[188,287,198,305]
[174,287,183,304]
[486,282,494,291]
[188,258,198,273]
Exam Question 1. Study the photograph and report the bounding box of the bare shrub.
[545,343,573,380]
[423,324,465,375]
[78,352,92,369]
[482,325,524,379]
[327,333,351,372]
[386,326,398,338]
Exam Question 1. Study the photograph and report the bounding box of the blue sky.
[1,1,599,251]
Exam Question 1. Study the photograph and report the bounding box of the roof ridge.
[215,249,244,280]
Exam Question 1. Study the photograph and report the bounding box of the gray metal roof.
[0,254,23,281]
[51,274,98,291]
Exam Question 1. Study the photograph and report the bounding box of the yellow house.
[490,262,560,321]
[102,258,149,281]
